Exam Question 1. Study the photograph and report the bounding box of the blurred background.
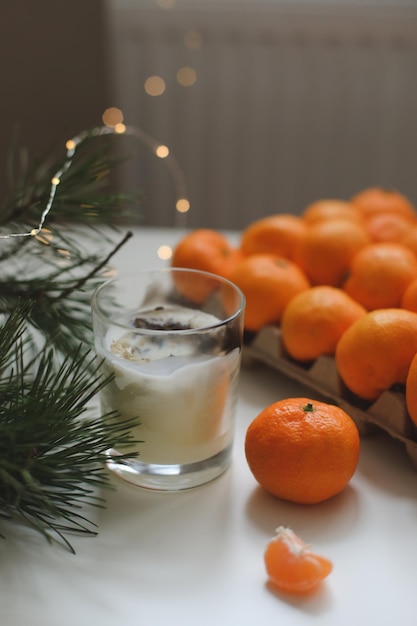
[1,0,416,229]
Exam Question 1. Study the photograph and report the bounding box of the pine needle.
[0,307,139,552]
[0,132,143,551]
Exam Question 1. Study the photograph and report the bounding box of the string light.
[157,245,173,260]
[155,145,169,158]
[35,228,53,245]
[176,198,190,213]
[102,107,124,127]
[176,67,197,87]
[0,114,190,240]
[144,76,166,96]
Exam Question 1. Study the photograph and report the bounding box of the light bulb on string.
[0,117,190,240]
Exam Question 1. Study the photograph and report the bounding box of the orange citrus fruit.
[399,225,417,257]
[405,352,417,427]
[364,212,415,243]
[335,308,417,400]
[343,242,417,310]
[351,187,416,221]
[171,228,241,279]
[228,254,310,332]
[264,526,333,594]
[401,278,417,313]
[293,219,370,286]
[245,398,360,504]
[240,214,307,260]
[302,198,363,225]
[280,286,366,361]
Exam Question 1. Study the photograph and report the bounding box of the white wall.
[105,0,417,229]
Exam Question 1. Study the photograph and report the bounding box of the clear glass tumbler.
[91,267,245,491]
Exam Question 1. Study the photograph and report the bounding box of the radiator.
[105,1,417,230]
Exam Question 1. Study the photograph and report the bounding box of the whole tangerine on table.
[401,278,417,313]
[244,397,360,504]
[405,352,417,427]
[364,212,415,243]
[171,228,241,279]
[342,242,417,311]
[264,526,333,594]
[301,198,363,225]
[400,224,417,257]
[351,187,417,221]
[228,253,310,332]
[335,308,417,401]
[171,228,242,302]
[239,214,307,260]
[280,285,366,361]
[293,218,370,286]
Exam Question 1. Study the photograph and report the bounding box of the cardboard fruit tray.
[243,325,417,469]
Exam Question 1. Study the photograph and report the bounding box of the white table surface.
[3,227,417,626]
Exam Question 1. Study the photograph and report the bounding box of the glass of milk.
[91,267,245,490]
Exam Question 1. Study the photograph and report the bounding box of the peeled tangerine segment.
[264,526,333,594]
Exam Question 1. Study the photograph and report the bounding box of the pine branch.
[0,230,134,356]
[0,306,139,552]
[0,127,146,551]
[2,130,141,228]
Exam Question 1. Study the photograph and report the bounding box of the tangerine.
[343,242,417,310]
[405,352,417,427]
[228,254,310,332]
[264,526,333,594]
[401,278,417,313]
[335,308,417,400]
[240,214,307,260]
[171,228,241,279]
[399,225,417,257]
[293,219,370,286]
[351,187,416,221]
[302,198,362,225]
[364,212,414,243]
[280,286,366,361]
[244,398,360,504]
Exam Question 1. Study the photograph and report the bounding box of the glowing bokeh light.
[155,145,170,158]
[0,121,190,239]
[158,245,173,260]
[176,66,197,87]
[102,107,124,127]
[176,198,190,213]
[144,76,166,96]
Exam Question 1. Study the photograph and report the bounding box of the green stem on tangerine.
[302,402,316,412]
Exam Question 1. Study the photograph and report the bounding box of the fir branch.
[0,127,147,551]
[2,130,141,228]
[0,307,139,552]
[0,131,140,358]
[55,230,133,299]
[0,231,134,356]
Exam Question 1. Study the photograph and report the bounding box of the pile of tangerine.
[171,186,417,427]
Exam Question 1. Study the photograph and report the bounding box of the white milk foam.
[98,305,240,464]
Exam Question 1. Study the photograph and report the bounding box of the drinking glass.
[91,267,245,490]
